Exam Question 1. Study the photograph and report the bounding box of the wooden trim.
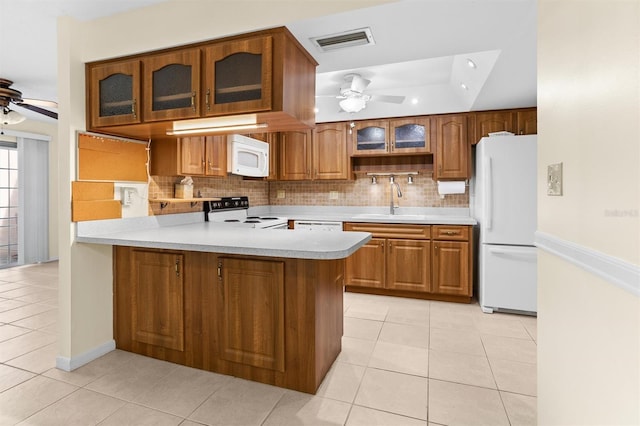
[345,285,472,303]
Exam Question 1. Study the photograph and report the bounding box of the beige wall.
[58,0,395,362]
[1,120,58,260]
[538,1,640,423]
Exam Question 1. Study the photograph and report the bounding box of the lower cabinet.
[114,246,344,394]
[344,222,472,302]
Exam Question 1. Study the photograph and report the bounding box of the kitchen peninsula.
[77,214,370,394]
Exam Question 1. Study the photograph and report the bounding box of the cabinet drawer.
[345,222,430,239]
[432,225,470,241]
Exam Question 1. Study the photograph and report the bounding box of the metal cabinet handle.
[445,231,458,235]
[131,98,137,119]
[191,91,196,111]
[175,259,181,277]
[217,261,222,280]
[206,88,211,112]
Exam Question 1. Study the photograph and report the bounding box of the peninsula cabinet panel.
[432,241,470,296]
[434,114,470,180]
[114,247,186,358]
[217,257,285,372]
[142,49,201,122]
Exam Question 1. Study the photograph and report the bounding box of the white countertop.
[76,213,371,260]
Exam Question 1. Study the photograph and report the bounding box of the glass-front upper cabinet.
[390,117,431,154]
[89,60,141,127]
[352,120,390,156]
[143,49,201,122]
[203,36,273,116]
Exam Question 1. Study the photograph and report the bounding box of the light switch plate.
[547,163,563,196]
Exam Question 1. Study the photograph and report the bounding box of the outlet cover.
[276,189,285,199]
[329,191,339,200]
[547,163,563,196]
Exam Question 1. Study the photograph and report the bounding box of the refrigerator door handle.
[485,157,493,231]
[488,247,537,259]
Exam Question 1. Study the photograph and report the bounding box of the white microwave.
[227,134,269,177]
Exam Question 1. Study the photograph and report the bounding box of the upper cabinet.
[88,60,142,128]
[352,118,431,156]
[86,27,317,139]
[278,129,312,181]
[150,135,226,177]
[433,114,469,180]
[143,49,201,122]
[203,36,272,116]
[470,108,537,144]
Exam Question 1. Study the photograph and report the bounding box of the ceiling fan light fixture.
[2,108,25,125]
[339,97,367,113]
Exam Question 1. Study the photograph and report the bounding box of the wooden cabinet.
[203,36,272,116]
[471,111,515,143]
[217,257,285,372]
[142,49,201,122]
[434,114,470,180]
[279,129,312,180]
[351,118,431,156]
[88,60,141,127]
[279,122,349,180]
[86,27,316,140]
[344,223,431,293]
[150,135,226,177]
[312,122,349,180]
[345,222,472,302]
[431,225,472,297]
[248,132,279,180]
[114,248,186,357]
[470,108,537,144]
[516,108,537,135]
[114,246,345,394]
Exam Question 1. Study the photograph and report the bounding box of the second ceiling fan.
[334,73,405,113]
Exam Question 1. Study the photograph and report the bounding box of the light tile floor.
[0,262,537,425]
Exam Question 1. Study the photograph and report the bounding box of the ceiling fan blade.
[350,74,371,93]
[22,98,58,108]
[15,102,58,119]
[369,94,405,104]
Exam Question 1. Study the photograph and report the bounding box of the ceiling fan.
[0,78,58,125]
[329,73,405,113]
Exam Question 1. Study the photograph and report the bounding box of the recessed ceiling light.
[411,98,419,105]
[466,59,477,69]
[460,83,468,90]
[313,107,319,113]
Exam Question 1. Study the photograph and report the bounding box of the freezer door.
[479,244,537,313]
[475,136,537,245]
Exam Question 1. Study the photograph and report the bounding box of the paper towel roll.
[437,180,466,195]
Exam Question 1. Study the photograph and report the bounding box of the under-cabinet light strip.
[166,123,268,136]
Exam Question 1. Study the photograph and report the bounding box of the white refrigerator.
[473,135,537,314]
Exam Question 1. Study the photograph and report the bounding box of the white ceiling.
[0,0,536,125]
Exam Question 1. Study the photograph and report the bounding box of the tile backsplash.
[149,174,468,215]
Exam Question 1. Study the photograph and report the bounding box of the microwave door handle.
[261,151,268,175]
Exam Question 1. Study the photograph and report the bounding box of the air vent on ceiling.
[310,27,375,52]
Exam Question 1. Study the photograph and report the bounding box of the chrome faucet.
[389,176,402,215]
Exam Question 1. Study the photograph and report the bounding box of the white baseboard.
[535,231,640,297]
[55,340,116,371]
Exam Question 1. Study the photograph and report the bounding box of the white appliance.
[227,134,269,177]
[293,220,343,231]
[205,196,287,229]
[473,135,537,314]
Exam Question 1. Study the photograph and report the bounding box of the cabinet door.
[205,136,227,177]
[390,117,431,154]
[143,49,201,122]
[386,239,431,292]
[279,130,311,180]
[352,120,390,155]
[89,60,141,127]
[313,123,349,180]
[130,249,185,351]
[432,241,470,296]
[218,257,285,372]
[472,111,515,144]
[434,115,469,179]
[180,137,206,175]
[345,238,385,288]
[203,36,273,116]
[516,108,537,135]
